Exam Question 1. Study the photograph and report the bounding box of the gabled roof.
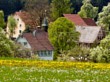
[15,11,36,28]
[76,26,101,43]
[63,14,97,26]
[63,14,87,26]
[23,29,54,51]
[82,18,97,26]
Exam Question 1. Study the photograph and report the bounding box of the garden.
[0,59,110,82]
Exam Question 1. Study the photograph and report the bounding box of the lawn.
[0,59,110,82]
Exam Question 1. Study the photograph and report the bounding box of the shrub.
[14,44,32,58]
[90,46,110,63]
[0,28,15,57]
[67,46,90,61]
[58,46,90,62]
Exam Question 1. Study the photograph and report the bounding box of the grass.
[0,59,110,82]
[0,66,110,82]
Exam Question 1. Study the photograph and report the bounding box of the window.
[24,42,27,46]
[19,24,22,28]
[41,51,44,56]
[38,51,41,57]
[19,30,22,33]
[41,51,46,57]
[48,51,52,56]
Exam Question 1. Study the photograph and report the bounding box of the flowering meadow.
[0,59,110,82]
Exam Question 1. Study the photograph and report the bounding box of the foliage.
[67,46,90,61]
[90,34,110,63]
[13,44,32,58]
[78,0,98,19]
[0,0,109,20]
[57,46,90,62]
[90,46,110,63]
[0,65,110,81]
[0,28,15,57]
[0,10,5,28]
[51,0,73,20]
[22,0,49,26]
[97,3,110,31]
[48,17,79,57]
[7,15,17,37]
[100,34,110,49]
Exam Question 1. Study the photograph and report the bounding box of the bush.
[57,46,90,62]
[90,46,110,63]
[14,44,32,58]
[67,46,90,61]
[0,28,15,57]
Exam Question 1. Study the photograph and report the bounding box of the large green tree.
[97,3,110,31]
[51,0,73,20]
[48,17,79,57]
[0,10,5,28]
[7,15,17,38]
[78,0,98,19]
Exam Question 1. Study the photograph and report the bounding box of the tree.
[0,28,15,57]
[90,46,110,63]
[7,15,17,38]
[100,34,110,49]
[51,0,73,20]
[90,34,110,63]
[22,0,49,26]
[48,17,79,57]
[0,10,5,28]
[78,0,98,19]
[97,3,110,31]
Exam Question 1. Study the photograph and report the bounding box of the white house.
[17,28,54,60]
[6,11,35,39]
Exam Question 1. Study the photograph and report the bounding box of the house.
[63,14,104,46]
[17,28,54,60]
[6,11,36,39]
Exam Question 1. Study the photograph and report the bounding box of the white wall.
[6,14,26,39]
[13,15,26,38]
[37,51,54,60]
[17,37,31,49]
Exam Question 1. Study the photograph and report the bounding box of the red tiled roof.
[63,14,87,26]
[15,11,37,28]
[82,18,97,26]
[23,29,54,51]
